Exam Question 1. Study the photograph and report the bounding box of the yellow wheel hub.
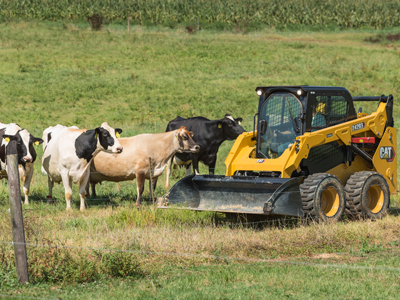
[366,185,384,214]
[320,186,339,217]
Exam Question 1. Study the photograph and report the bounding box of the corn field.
[1,0,400,29]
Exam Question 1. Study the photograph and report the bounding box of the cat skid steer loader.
[158,86,397,221]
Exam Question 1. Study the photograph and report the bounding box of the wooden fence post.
[6,138,29,284]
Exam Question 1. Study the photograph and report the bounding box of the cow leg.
[91,182,97,198]
[79,171,90,211]
[192,157,200,175]
[208,158,217,175]
[185,163,192,176]
[165,157,172,188]
[136,172,145,206]
[47,176,54,204]
[149,177,158,203]
[61,173,73,210]
[85,182,90,197]
[22,163,34,205]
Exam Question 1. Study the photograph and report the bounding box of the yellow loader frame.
[226,101,396,194]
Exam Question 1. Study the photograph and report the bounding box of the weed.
[358,237,383,257]
[0,262,18,288]
[28,240,99,284]
[98,251,144,279]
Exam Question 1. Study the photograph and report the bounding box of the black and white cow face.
[2,129,43,165]
[96,122,123,154]
[220,114,245,140]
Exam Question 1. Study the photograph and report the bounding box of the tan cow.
[88,126,200,205]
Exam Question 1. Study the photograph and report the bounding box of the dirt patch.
[387,33,400,41]
[312,253,341,259]
[364,32,400,44]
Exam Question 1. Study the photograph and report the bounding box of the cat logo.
[352,122,365,132]
[380,146,395,162]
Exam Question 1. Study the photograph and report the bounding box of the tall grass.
[1,0,400,30]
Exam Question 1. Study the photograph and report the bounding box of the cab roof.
[255,86,350,96]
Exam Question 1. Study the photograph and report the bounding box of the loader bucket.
[158,175,304,217]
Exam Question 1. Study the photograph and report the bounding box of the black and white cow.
[165,114,245,187]
[41,122,123,211]
[0,123,44,204]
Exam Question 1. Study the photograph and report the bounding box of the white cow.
[0,123,43,204]
[42,122,123,211]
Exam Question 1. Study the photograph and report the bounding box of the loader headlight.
[256,89,263,96]
[297,89,302,96]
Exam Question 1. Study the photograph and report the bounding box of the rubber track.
[344,171,379,215]
[300,173,335,217]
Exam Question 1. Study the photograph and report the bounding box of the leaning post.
[6,137,29,283]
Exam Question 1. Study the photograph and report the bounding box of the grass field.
[1,20,400,299]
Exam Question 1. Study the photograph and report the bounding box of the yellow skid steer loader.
[159,86,397,221]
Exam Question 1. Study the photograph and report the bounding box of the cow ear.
[115,128,122,138]
[33,138,44,146]
[217,122,223,129]
[94,127,101,139]
[189,131,194,137]
[236,118,243,125]
[3,134,14,143]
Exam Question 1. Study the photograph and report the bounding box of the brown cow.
[88,126,200,205]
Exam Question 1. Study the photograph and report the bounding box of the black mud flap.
[158,175,304,217]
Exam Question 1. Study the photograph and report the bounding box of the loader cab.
[256,89,304,159]
[255,86,356,159]
[304,87,356,132]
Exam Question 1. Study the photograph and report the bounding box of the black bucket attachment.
[158,175,304,217]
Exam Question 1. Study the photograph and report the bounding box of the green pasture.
[1,20,400,298]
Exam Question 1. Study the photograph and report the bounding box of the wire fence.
[1,240,400,273]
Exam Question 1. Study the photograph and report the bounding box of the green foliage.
[99,251,143,278]
[0,261,19,288]
[16,241,145,284]
[106,205,218,228]
[2,0,400,30]
[28,242,99,284]
[358,237,383,257]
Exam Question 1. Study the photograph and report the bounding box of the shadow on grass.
[388,207,400,216]
[217,212,304,230]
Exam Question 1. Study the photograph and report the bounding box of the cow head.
[96,122,123,154]
[218,114,245,140]
[175,126,200,153]
[2,128,43,165]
